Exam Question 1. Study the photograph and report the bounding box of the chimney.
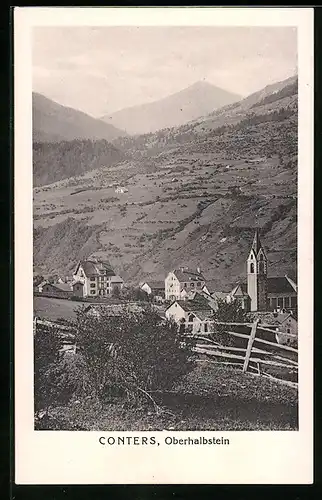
[197,267,201,274]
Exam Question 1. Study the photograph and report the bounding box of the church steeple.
[247,229,268,311]
[251,228,262,255]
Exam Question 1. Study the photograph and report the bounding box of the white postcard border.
[14,7,314,485]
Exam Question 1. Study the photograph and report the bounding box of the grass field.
[34,296,87,321]
[37,361,298,431]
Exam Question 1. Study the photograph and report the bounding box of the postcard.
[14,7,314,484]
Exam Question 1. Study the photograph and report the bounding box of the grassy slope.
[33,79,297,290]
[43,361,298,431]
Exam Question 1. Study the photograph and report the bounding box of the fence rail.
[192,318,298,386]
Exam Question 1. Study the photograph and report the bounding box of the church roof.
[267,276,297,294]
[237,276,297,295]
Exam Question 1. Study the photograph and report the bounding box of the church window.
[258,262,265,273]
[250,263,254,273]
[259,253,264,261]
[291,296,297,308]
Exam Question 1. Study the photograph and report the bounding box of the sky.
[32,26,297,118]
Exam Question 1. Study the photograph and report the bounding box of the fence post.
[33,316,37,335]
[243,318,259,373]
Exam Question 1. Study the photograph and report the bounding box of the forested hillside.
[33,139,126,187]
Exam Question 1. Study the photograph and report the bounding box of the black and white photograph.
[14,7,313,485]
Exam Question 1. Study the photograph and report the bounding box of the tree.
[121,285,150,302]
[210,299,248,346]
[74,307,196,412]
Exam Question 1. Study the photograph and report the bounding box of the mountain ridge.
[33,92,128,143]
[101,81,242,135]
[33,75,297,289]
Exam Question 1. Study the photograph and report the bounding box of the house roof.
[212,291,229,301]
[110,276,124,283]
[54,283,72,292]
[76,260,116,278]
[230,283,249,297]
[84,303,145,317]
[149,281,165,290]
[167,295,213,314]
[248,311,296,326]
[172,268,205,282]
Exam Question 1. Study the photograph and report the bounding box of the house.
[36,280,49,293]
[228,230,297,312]
[73,259,124,298]
[248,311,298,346]
[165,267,206,301]
[35,281,73,299]
[115,186,128,194]
[165,294,214,335]
[140,281,165,301]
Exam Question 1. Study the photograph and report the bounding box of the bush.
[74,308,196,410]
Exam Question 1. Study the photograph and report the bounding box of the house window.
[278,297,283,308]
[287,328,291,333]
[197,282,201,288]
[90,290,95,295]
[90,277,95,282]
[250,263,254,273]
[204,323,208,333]
[184,283,187,288]
[190,282,195,288]
[90,283,96,288]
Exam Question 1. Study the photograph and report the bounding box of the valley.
[33,76,297,290]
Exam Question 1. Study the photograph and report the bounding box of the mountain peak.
[102,81,242,135]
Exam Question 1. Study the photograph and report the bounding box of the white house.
[140,281,165,301]
[73,259,124,298]
[165,295,214,335]
[165,267,206,301]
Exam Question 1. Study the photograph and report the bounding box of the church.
[227,230,297,313]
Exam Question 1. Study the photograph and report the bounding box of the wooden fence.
[190,319,298,388]
[33,316,298,387]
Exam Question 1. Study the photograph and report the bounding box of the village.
[34,229,298,346]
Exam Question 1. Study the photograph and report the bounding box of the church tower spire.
[247,229,268,311]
